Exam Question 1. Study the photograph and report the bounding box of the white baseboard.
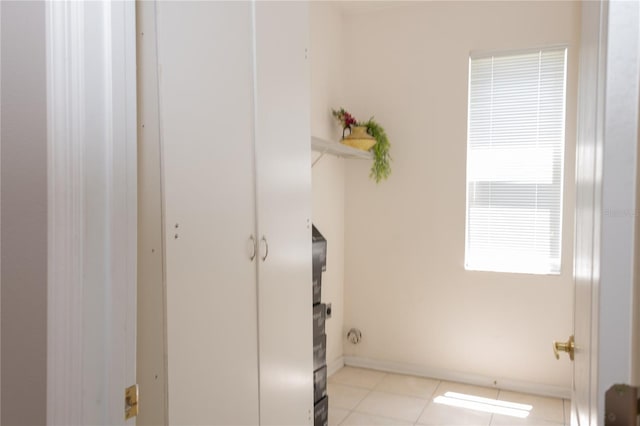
[326,356,345,377]
[343,356,571,399]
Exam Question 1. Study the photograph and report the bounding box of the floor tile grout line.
[349,383,374,415]
[344,372,433,426]
[413,379,442,425]
[361,386,440,402]
[350,384,426,424]
[489,389,502,426]
[335,370,424,423]
[329,368,383,426]
[350,405,423,425]
[331,367,568,426]
[411,397,430,426]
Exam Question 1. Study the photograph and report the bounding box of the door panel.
[573,2,605,424]
[253,2,314,424]
[156,2,259,424]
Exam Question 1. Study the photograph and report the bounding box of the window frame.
[464,45,568,275]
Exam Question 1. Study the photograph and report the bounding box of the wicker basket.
[340,126,376,151]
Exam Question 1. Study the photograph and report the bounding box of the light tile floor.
[328,367,569,426]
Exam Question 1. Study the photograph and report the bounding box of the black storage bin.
[313,333,327,371]
[313,303,326,338]
[312,225,327,272]
[313,366,327,403]
[314,396,328,426]
[311,225,328,418]
[312,263,322,305]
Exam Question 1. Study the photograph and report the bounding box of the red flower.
[343,112,356,127]
[332,108,358,129]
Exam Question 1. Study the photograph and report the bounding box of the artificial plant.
[332,108,392,183]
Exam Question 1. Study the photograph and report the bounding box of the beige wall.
[0,1,48,424]
[340,1,580,392]
[310,2,347,371]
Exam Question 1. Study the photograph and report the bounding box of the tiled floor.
[328,367,569,426]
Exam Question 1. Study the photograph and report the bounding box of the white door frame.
[46,1,137,424]
[573,0,640,424]
[596,0,640,417]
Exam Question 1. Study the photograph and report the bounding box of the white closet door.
[253,2,314,424]
[156,2,259,425]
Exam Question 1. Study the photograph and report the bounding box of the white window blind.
[465,47,567,274]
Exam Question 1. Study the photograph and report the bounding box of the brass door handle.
[553,335,575,361]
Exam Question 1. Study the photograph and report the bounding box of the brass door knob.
[553,335,575,361]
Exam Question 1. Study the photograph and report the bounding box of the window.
[465,47,567,274]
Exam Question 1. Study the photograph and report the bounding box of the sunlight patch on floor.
[434,391,533,418]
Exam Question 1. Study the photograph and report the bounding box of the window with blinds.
[465,47,567,274]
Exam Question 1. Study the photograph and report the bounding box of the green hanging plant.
[332,108,392,183]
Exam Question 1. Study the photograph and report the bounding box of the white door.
[572,2,604,424]
[572,1,640,424]
[156,2,260,424]
[253,2,314,424]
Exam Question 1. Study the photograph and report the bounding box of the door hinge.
[605,384,638,425]
[125,384,139,420]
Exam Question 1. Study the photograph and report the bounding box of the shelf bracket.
[312,150,327,167]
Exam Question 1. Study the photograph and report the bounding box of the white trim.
[597,0,640,417]
[326,356,345,378]
[0,1,3,420]
[105,1,138,423]
[46,1,137,424]
[469,44,569,60]
[46,1,86,424]
[343,356,571,400]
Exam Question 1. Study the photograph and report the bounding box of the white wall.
[340,1,580,394]
[0,1,48,424]
[310,2,347,372]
